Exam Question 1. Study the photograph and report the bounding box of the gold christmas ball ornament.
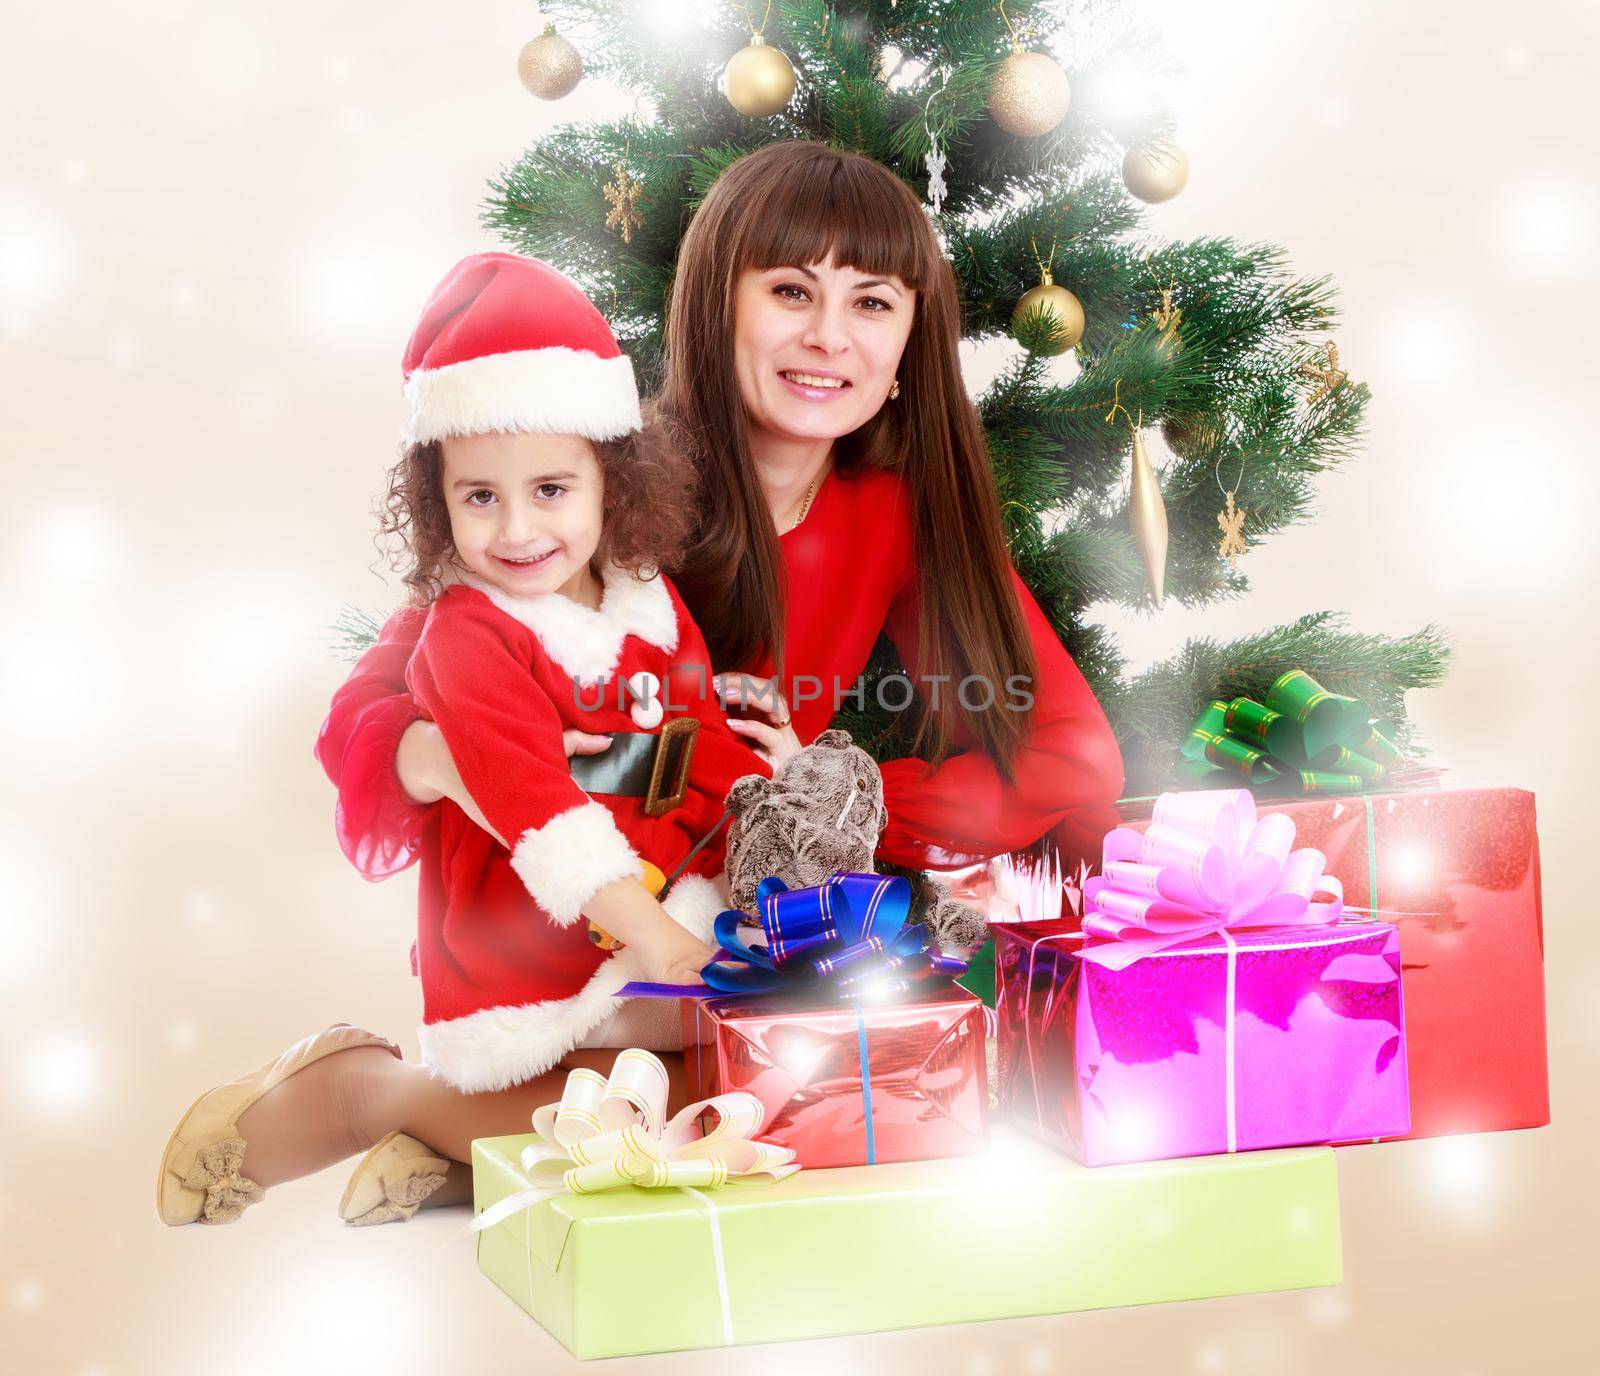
[1128,429,1170,607]
[1122,142,1190,203]
[988,48,1071,138]
[724,35,797,117]
[1162,414,1222,458]
[518,25,583,101]
[1011,271,1085,355]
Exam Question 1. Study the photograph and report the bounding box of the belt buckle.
[644,716,699,817]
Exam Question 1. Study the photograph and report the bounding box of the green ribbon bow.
[1175,669,1400,796]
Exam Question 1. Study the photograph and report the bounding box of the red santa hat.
[401,252,641,446]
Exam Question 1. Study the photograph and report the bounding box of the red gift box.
[680,986,988,1169]
[1117,785,1548,1140]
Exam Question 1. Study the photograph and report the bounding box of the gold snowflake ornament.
[603,160,643,244]
[1301,342,1348,404]
[1217,490,1247,570]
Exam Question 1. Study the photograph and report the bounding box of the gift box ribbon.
[1080,788,1345,970]
[704,871,969,997]
[623,870,968,1001]
[1176,668,1400,795]
[471,1048,798,1235]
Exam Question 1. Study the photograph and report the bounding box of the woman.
[158,142,1122,1228]
[345,141,1122,874]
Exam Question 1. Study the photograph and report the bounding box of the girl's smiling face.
[441,430,605,602]
[732,252,915,448]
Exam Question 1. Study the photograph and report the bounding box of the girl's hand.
[634,922,716,987]
[714,674,803,769]
[585,876,714,982]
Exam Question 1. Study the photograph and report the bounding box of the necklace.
[786,463,827,532]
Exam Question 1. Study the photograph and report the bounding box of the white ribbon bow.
[470,1048,799,1233]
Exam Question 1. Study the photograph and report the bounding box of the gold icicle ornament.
[1128,427,1169,607]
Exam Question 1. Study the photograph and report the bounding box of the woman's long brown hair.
[659,140,1037,781]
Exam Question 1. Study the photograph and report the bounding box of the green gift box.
[472,1125,1342,1358]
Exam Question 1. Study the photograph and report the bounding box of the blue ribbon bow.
[703,871,967,998]
[621,871,967,1002]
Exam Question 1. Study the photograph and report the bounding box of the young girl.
[156,252,799,1227]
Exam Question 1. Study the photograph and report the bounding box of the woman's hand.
[714,673,803,769]
[563,728,615,758]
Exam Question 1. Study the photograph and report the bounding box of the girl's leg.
[234,1043,689,1191]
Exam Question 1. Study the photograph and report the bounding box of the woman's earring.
[889,378,901,400]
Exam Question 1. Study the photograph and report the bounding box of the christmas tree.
[467,0,1448,790]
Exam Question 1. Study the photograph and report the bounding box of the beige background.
[3,2,1596,1372]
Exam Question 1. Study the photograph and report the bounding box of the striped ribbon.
[1175,668,1400,796]
[470,1048,798,1234]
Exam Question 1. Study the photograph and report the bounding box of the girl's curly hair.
[377,404,698,607]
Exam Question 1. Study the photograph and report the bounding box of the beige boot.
[156,1024,402,1226]
[338,1130,452,1226]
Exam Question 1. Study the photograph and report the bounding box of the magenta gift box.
[995,918,1411,1166]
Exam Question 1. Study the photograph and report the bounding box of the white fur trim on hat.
[403,346,642,446]
[460,561,678,686]
[511,801,642,926]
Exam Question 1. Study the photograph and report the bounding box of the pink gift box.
[995,918,1411,1166]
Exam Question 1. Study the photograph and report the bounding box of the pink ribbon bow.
[1080,789,1343,970]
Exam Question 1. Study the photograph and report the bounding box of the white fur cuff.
[511,802,642,926]
[660,871,729,943]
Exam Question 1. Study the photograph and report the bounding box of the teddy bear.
[721,728,989,953]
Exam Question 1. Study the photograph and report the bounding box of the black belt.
[568,717,699,817]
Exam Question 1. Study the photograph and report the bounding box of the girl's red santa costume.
[377,254,770,1093]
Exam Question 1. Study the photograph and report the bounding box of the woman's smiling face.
[731,253,916,448]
